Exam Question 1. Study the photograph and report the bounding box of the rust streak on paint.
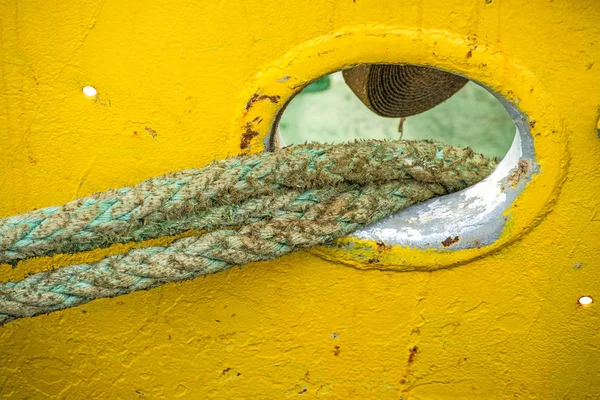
[376,241,392,253]
[504,160,529,189]
[245,93,280,111]
[407,345,419,363]
[333,346,341,356]
[442,236,460,247]
[400,345,419,384]
[240,122,260,149]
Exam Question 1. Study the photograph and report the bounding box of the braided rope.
[0,140,497,324]
[0,140,493,265]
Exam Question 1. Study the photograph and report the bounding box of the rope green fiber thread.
[0,140,497,325]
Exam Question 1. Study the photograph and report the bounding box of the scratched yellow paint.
[0,0,599,398]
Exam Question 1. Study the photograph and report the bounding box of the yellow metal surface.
[0,0,599,398]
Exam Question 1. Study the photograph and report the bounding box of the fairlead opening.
[267,64,536,251]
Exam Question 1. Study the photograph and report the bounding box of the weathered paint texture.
[1,0,599,398]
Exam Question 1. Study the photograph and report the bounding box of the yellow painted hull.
[1,0,599,398]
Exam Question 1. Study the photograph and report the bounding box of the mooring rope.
[0,140,497,324]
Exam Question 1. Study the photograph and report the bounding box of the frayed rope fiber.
[0,140,497,324]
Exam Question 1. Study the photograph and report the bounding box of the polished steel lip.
[352,90,536,250]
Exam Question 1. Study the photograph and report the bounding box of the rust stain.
[504,160,529,188]
[376,241,392,253]
[240,122,260,150]
[400,345,420,384]
[465,49,472,59]
[245,93,280,111]
[333,346,341,356]
[407,345,419,363]
[442,236,460,247]
[529,120,537,129]
[367,258,380,264]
